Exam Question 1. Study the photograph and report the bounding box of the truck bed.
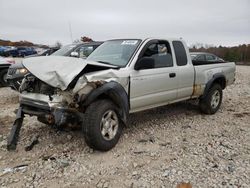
[192,60,227,66]
[193,61,236,97]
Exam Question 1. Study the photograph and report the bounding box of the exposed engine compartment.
[17,60,128,132]
[19,74,56,96]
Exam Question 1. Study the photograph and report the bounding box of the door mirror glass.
[135,57,155,70]
[70,51,79,57]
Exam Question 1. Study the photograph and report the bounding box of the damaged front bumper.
[7,93,84,151]
[20,92,84,126]
[7,68,129,151]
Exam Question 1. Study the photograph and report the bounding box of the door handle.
[169,73,176,78]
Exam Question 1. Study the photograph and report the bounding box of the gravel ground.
[0,66,249,188]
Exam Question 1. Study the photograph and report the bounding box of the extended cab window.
[173,41,187,66]
[141,41,173,68]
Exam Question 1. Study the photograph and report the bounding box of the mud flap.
[7,106,24,151]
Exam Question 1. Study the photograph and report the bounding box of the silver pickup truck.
[7,38,236,151]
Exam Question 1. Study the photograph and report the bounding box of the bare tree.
[54,41,62,48]
[81,36,93,42]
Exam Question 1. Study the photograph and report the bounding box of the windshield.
[87,39,141,67]
[51,44,77,56]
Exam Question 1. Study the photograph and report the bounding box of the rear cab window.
[172,41,188,66]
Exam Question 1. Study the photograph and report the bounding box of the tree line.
[189,44,250,62]
[2,37,250,62]
[0,39,49,48]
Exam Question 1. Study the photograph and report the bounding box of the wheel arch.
[81,81,129,125]
[201,73,226,99]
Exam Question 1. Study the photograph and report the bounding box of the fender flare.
[201,73,226,99]
[81,81,129,124]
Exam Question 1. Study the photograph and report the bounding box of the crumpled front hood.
[22,56,116,90]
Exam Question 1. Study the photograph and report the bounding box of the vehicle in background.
[18,47,37,57]
[7,38,236,151]
[0,46,17,57]
[190,52,225,65]
[3,47,37,57]
[39,47,60,56]
[27,47,60,58]
[2,47,19,57]
[51,41,102,58]
[6,42,102,90]
[0,46,11,56]
[0,57,15,87]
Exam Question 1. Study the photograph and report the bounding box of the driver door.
[130,40,178,112]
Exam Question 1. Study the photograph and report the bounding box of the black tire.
[83,99,123,151]
[199,84,223,114]
[0,69,9,87]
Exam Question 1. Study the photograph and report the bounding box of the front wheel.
[199,84,223,114]
[83,99,123,151]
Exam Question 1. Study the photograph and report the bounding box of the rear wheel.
[0,69,9,87]
[199,84,223,114]
[83,99,123,151]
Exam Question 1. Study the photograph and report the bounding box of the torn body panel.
[18,64,130,126]
[81,81,129,123]
[22,56,118,90]
[7,65,130,150]
[73,68,129,102]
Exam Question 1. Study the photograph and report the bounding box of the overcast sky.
[0,0,249,46]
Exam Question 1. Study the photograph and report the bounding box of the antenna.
[68,21,73,42]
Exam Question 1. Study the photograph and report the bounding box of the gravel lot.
[0,65,249,188]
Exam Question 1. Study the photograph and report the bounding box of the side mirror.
[70,51,79,57]
[134,57,155,70]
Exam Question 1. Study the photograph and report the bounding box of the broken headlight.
[19,74,36,93]
[15,68,28,75]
